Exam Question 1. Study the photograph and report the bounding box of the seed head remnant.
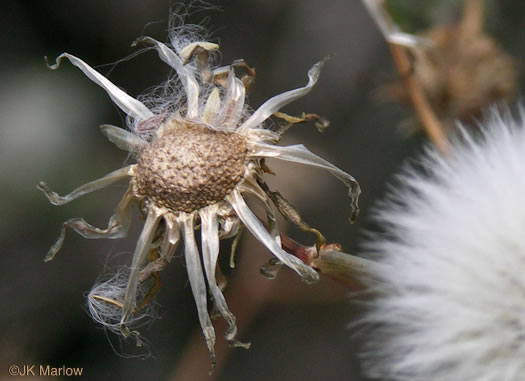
[133,122,247,213]
[365,0,517,131]
[38,21,360,367]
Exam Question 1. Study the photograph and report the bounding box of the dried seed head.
[132,123,247,213]
[40,32,360,364]
[375,0,517,130]
[414,24,517,126]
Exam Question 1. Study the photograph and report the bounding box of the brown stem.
[389,43,449,155]
[460,0,483,39]
[168,235,352,380]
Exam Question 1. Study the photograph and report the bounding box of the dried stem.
[388,43,449,155]
[90,294,124,308]
[460,0,483,39]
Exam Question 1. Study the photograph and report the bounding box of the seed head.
[38,21,360,367]
[365,0,517,130]
[361,110,525,381]
[133,121,247,213]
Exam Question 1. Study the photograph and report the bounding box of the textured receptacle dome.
[133,124,247,212]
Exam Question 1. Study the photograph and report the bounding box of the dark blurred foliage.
[1,1,524,380]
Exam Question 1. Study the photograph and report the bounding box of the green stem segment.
[279,233,380,288]
[311,248,381,288]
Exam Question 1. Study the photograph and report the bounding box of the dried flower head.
[366,0,517,130]
[410,2,517,128]
[38,24,360,363]
[361,109,525,381]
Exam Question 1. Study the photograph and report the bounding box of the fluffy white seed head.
[361,110,525,381]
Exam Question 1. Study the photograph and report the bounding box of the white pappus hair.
[360,109,525,381]
[87,266,158,336]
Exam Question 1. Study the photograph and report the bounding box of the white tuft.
[87,267,157,335]
[361,110,525,381]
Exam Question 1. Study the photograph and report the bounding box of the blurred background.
[1,0,524,380]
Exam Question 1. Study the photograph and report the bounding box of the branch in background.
[170,234,357,381]
[388,43,449,155]
[362,0,449,155]
[460,0,483,39]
